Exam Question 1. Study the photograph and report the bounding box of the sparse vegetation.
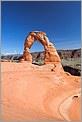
[32,60,44,66]
[1,49,81,75]
[61,58,81,69]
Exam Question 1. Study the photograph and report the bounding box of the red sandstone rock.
[1,59,9,62]
[1,62,81,120]
[22,31,60,63]
[23,51,32,62]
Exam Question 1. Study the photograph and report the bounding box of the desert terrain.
[1,0,81,120]
[1,61,81,120]
[1,48,81,76]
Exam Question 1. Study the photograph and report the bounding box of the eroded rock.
[22,31,60,64]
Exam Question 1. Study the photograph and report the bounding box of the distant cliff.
[31,48,81,61]
[1,48,81,61]
[1,48,81,76]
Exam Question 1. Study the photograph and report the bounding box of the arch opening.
[21,31,61,64]
[30,40,44,53]
[30,40,45,65]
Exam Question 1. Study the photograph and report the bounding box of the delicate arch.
[22,31,60,64]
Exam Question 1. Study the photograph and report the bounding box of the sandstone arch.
[22,31,60,64]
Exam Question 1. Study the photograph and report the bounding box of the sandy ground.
[1,62,81,120]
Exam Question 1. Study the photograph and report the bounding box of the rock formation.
[22,31,60,64]
[1,62,81,120]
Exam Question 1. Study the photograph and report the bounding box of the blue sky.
[1,1,81,54]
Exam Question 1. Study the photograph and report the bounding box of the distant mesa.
[21,31,60,64]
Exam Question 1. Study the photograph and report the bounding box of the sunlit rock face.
[22,31,60,64]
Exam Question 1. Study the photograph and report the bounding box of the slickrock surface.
[1,62,81,120]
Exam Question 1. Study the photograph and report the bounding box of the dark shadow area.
[63,66,81,76]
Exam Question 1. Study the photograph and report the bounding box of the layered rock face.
[22,31,60,64]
